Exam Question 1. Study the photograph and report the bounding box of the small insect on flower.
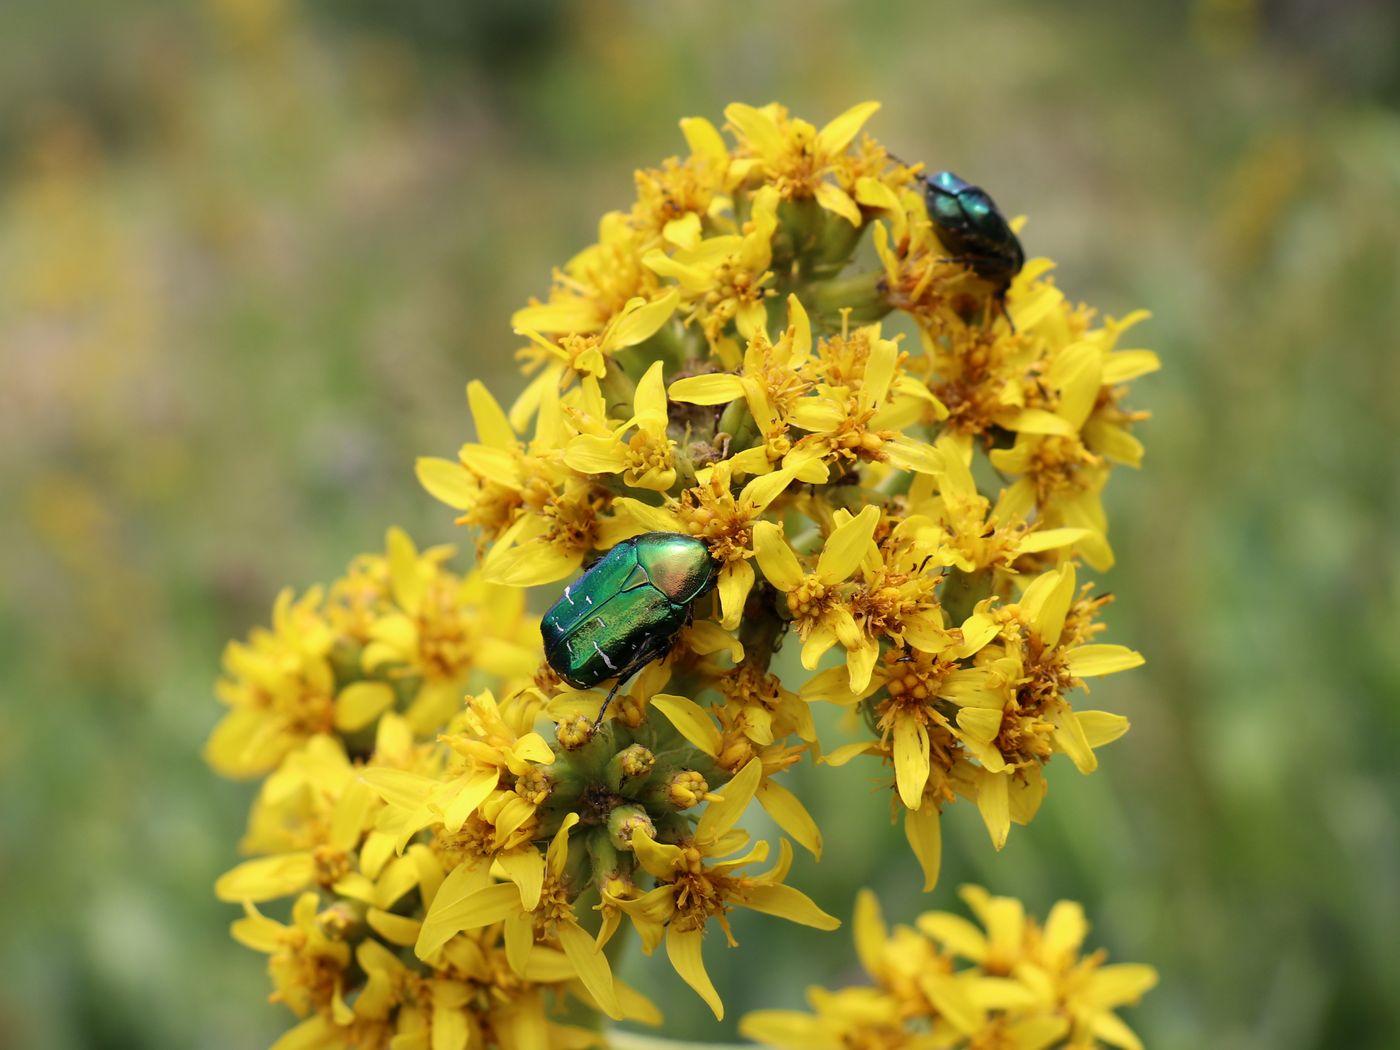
[922,169,1025,305]
[542,532,719,725]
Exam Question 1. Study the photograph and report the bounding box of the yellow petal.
[669,373,745,405]
[893,715,930,809]
[1053,708,1098,774]
[558,920,622,1020]
[1089,1010,1147,1050]
[387,527,423,615]
[442,767,499,832]
[741,883,840,930]
[1102,349,1161,384]
[717,558,754,630]
[680,115,728,167]
[649,693,721,757]
[1084,964,1159,1009]
[977,771,1011,850]
[697,757,762,842]
[359,767,436,812]
[666,925,724,1020]
[215,853,315,902]
[415,457,477,510]
[1020,563,1076,648]
[846,637,879,694]
[1065,644,1145,677]
[482,540,582,588]
[333,681,395,732]
[1077,710,1130,747]
[739,467,795,511]
[820,741,873,766]
[752,522,805,591]
[1015,526,1091,554]
[904,803,943,892]
[724,102,783,161]
[919,972,985,1036]
[814,182,862,226]
[756,779,822,859]
[633,360,669,425]
[916,911,988,962]
[740,1012,841,1050]
[815,100,880,157]
[416,882,519,958]
[564,434,626,475]
[466,380,516,450]
[511,300,602,334]
[366,908,421,947]
[497,848,545,912]
[816,504,878,584]
[609,291,679,349]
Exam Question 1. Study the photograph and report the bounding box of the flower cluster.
[210,100,1158,1046]
[418,100,1154,889]
[742,885,1158,1050]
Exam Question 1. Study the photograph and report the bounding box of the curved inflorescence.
[209,101,1158,1049]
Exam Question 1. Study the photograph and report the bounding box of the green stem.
[940,566,994,626]
[806,270,892,330]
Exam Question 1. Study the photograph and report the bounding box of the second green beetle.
[542,532,719,724]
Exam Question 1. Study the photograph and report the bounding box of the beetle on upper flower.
[922,169,1025,307]
[542,532,719,725]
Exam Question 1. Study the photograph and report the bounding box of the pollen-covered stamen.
[1024,434,1102,505]
[413,579,477,680]
[667,843,741,943]
[853,565,940,640]
[785,574,835,624]
[540,485,606,559]
[623,428,675,481]
[676,478,755,565]
[699,260,774,343]
[312,844,354,887]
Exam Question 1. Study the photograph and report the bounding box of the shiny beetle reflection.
[542,532,718,725]
[922,170,1025,304]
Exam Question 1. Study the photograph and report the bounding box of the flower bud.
[607,804,656,850]
[556,715,595,751]
[514,766,552,805]
[662,769,710,810]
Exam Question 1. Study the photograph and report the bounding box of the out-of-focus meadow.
[3,0,1397,1046]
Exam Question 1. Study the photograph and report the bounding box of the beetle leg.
[591,635,675,729]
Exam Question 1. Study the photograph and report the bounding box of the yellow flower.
[790,318,945,476]
[753,506,878,673]
[609,459,798,628]
[564,361,677,491]
[954,564,1143,849]
[207,585,339,778]
[927,886,1159,1050]
[511,288,680,429]
[744,886,1157,1050]
[232,893,351,1021]
[669,293,845,476]
[643,183,780,348]
[618,760,839,1019]
[725,100,882,225]
[361,529,539,733]
[413,813,625,1021]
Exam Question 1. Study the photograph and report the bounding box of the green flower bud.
[607,804,656,851]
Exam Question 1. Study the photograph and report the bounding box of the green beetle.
[922,170,1024,309]
[542,532,719,724]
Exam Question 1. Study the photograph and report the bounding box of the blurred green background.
[3,0,1398,1047]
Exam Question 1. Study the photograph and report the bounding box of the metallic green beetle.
[922,170,1024,306]
[542,532,719,725]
